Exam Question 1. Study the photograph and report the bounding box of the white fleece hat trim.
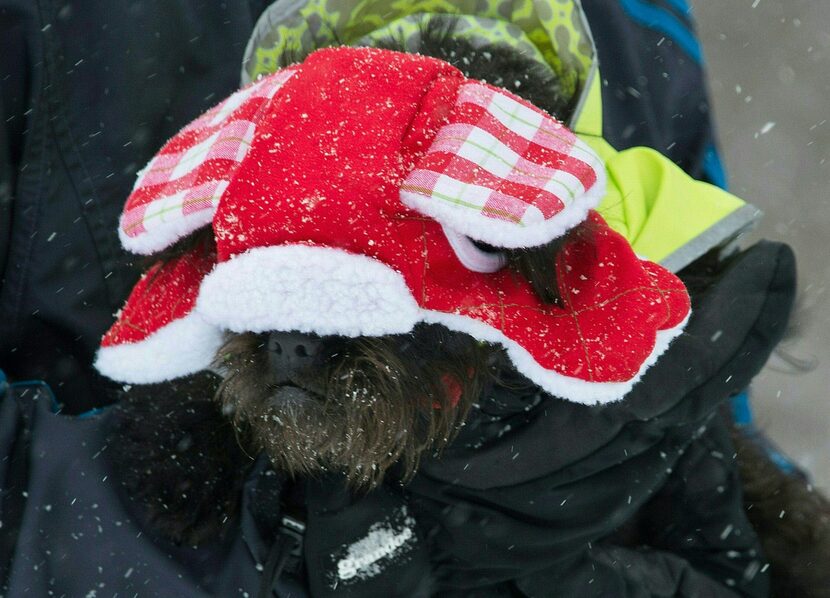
[421,309,688,405]
[94,311,224,385]
[91,244,686,404]
[196,245,421,338]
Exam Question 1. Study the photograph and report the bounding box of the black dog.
[105,20,828,596]
[110,19,583,537]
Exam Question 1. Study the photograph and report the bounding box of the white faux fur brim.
[96,244,687,405]
[196,245,422,337]
[94,312,224,385]
[422,309,688,405]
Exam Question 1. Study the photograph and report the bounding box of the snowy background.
[692,0,830,488]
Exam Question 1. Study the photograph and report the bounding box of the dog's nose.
[267,331,321,376]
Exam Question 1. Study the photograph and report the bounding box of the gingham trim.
[400,82,605,249]
[119,67,297,254]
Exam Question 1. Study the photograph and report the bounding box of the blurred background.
[692,0,830,488]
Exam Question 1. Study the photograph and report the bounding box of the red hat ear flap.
[118,66,298,256]
[400,81,605,250]
[95,245,221,384]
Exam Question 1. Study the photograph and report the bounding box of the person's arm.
[509,420,767,598]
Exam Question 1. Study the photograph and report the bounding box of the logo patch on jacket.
[331,506,418,586]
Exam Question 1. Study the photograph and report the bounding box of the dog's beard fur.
[214,325,492,489]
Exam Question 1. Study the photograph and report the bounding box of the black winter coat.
[0,239,795,596]
[0,0,273,412]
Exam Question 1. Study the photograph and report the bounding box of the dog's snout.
[267,331,321,376]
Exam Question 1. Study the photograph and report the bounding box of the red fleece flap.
[417,212,689,382]
[101,247,216,346]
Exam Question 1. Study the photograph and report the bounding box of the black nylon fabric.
[0,241,794,596]
[407,241,794,597]
[0,0,270,413]
[0,382,305,597]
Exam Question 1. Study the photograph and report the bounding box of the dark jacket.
[0,239,795,597]
[0,0,272,412]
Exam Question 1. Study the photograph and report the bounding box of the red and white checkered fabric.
[118,67,298,255]
[400,81,605,249]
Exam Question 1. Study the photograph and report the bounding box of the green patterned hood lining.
[241,0,597,128]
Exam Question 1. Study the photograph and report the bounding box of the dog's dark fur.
[108,372,247,545]
[732,429,830,597]
[107,17,829,595]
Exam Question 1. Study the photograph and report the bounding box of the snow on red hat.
[96,47,690,404]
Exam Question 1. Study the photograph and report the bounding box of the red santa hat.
[96,47,690,405]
